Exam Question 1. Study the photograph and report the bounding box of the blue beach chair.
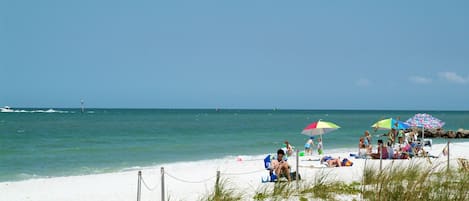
[262,154,276,182]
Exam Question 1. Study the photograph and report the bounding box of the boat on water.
[1,106,14,112]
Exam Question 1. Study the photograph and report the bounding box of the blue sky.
[1,0,469,110]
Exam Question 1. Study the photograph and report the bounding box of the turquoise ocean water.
[1,109,468,182]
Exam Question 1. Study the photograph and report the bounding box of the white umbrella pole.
[422,126,425,141]
[379,143,383,171]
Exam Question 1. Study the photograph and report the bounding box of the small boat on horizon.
[1,106,14,112]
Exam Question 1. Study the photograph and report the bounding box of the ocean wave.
[14,173,42,180]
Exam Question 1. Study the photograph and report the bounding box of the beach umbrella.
[301,120,341,136]
[371,118,410,130]
[405,113,445,140]
[301,120,340,155]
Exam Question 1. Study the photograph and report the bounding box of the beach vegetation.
[253,182,297,201]
[253,170,360,201]
[200,178,242,201]
[361,161,469,201]
[202,161,468,201]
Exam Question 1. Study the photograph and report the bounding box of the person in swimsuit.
[271,149,291,181]
[364,130,372,154]
[320,156,342,167]
[304,137,314,155]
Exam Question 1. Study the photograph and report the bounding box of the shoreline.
[1,140,468,183]
[1,141,468,201]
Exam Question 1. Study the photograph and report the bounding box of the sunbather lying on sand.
[320,156,342,167]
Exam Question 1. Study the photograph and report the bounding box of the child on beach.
[317,138,323,155]
[304,137,314,155]
[284,141,293,157]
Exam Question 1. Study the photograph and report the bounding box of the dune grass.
[253,170,360,201]
[198,161,468,201]
[362,161,469,201]
[199,178,243,201]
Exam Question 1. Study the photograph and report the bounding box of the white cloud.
[409,76,432,84]
[438,72,469,84]
[356,78,371,87]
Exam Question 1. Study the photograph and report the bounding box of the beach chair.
[424,139,432,148]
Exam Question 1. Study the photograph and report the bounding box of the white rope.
[450,142,468,148]
[141,176,159,191]
[164,171,216,184]
[221,168,266,176]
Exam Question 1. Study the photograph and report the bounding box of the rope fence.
[135,141,468,201]
[136,165,270,201]
[449,142,468,148]
[141,176,159,191]
[221,168,266,176]
[164,171,217,184]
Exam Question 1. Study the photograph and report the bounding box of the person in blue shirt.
[304,137,314,155]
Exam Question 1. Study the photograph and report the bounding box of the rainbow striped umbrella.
[371,118,410,130]
[301,120,341,136]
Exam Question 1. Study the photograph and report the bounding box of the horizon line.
[3,106,468,112]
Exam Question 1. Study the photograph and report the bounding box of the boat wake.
[1,107,71,113]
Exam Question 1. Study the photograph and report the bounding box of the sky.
[1,0,469,110]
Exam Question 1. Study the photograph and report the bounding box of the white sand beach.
[1,142,468,201]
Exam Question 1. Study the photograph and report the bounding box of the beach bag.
[290,171,301,181]
[341,158,353,166]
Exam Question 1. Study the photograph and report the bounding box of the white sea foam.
[1,109,70,113]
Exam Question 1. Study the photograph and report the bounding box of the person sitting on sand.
[370,140,389,159]
[387,141,394,159]
[271,149,291,181]
[402,140,413,156]
[320,156,342,167]
[358,137,367,158]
